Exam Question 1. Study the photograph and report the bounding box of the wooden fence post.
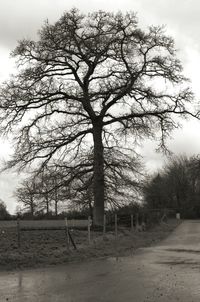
[88,216,91,244]
[103,214,106,239]
[17,218,21,248]
[131,214,134,232]
[115,213,118,238]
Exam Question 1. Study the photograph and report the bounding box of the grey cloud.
[1,0,199,51]
[0,0,77,49]
[141,118,200,174]
[0,0,119,50]
[135,0,200,52]
[167,119,200,155]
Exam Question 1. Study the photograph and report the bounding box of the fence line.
[0,209,177,250]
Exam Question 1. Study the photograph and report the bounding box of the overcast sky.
[1,0,200,213]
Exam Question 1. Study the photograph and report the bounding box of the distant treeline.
[3,154,200,220]
[143,155,200,218]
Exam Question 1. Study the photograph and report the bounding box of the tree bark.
[46,195,49,215]
[30,197,34,217]
[54,187,58,216]
[93,122,104,226]
[55,200,58,216]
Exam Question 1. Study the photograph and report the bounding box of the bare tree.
[15,179,37,216]
[34,170,67,216]
[0,9,197,225]
[15,171,67,216]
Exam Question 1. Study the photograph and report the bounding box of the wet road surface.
[1,220,200,301]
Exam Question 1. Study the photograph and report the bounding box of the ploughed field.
[0,227,93,270]
[0,219,179,270]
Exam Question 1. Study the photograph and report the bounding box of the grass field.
[0,219,179,271]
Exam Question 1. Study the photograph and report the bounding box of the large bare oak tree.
[0,9,196,225]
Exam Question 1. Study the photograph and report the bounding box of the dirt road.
[1,220,200,301]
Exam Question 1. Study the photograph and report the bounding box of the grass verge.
[0,219,180,271]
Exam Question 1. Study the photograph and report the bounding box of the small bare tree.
[15,179,37,216]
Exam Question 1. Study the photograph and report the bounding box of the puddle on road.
[164,248,200,254]
[157,260,200,266]
[156,248,200,268]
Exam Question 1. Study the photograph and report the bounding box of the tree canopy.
[0,9,197,225]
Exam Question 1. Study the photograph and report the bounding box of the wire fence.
[0,208,177,249]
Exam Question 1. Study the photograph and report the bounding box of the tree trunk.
[30,196,34,217]
[93,122,104,226]
[55,200,58,216]
[46,195,49,215]
[54,178,58,216]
